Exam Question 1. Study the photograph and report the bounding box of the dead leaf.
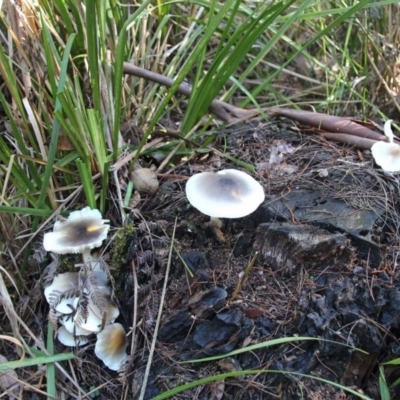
[130,168,159,194]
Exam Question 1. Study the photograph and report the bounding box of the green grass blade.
[76,159,96,209]
[46,323,56,398]
[379,365,391,400]
[0,206,66,217]
[152,369,373,400]
[87,109,107,175]
[112,0,153,161]
[185,336,366,363]
[383,357,400,365]
[86,0,101,114]
[0,352,74,371]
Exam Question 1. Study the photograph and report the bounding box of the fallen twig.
[269,108,397,145]
[123,62,257,123]
[318,132,378,150]
[122,63,393,150]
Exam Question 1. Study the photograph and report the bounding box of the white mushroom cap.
[54,296,78,315]
[95,323,128,371]
[57,326,90,347]
[44,272,79,311]
[185,169,265,218]
[44,270,118,334]
[371,120,400,172]
[371,142,400,172]
[44,270,110,311]
[43,207,110,255]
[60,313,93,336]
[74,290,120,333]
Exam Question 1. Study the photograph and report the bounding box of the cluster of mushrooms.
[43,207,128,371]
[42,170,265,368]
[40,114,398,375]
[42,124,396,370]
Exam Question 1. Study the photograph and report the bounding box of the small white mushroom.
[57,326,90,347]
[371,120,400,172]
[44,270,110,312]
[44,272,79,313]
[95,323,128,371]
[44,270,119,338]
[74,290,120,333]
[185,169,265,218]
[43,207,110,263]
[60,314,93,336]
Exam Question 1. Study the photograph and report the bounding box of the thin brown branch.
[269,108,397,144]
[318,132,378,150]
[122,63,393,151]
[123,62,256,123]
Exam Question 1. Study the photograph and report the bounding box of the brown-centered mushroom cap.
[43,207,110,255]
[95,323,128,371]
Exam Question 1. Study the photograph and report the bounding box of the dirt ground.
[5,118,400,399]
[103,119,400,399]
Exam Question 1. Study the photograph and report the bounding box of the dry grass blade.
[0,268,25,356]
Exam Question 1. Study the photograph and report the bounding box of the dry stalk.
[231,252,259,301]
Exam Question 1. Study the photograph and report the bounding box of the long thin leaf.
[152,369,373,400]
[0,352,74,371]
[112,0,153,160]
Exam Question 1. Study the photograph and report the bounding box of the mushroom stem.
[384,119,394,143]
[210,217,223,229]
[82,249,93,264]
[209,217,225,243]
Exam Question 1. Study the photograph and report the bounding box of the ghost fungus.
[185,169,265,218]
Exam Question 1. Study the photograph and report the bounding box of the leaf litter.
[3,118,400,399]
[116,119,400,399]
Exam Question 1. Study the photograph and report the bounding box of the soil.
[110,119,400,399]
[5,118,400,399]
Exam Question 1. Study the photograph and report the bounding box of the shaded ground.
[110,119,400,399]
[4,118,400,399]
